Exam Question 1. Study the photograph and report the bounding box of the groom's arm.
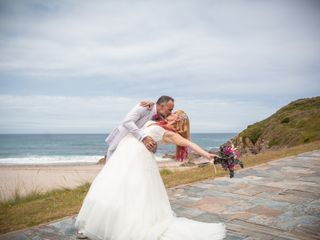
[122,103,149,142]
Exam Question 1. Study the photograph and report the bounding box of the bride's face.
[166,112,178,122]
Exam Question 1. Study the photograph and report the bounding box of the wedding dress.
[74,120,227,240]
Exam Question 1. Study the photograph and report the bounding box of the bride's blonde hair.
[173,110,190,161]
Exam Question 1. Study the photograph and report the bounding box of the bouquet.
[213,143,244,178]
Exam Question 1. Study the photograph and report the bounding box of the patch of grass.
[280,117,290,124]
[269,138,280,147]
[161,164,227,188]
[160,168,173,176]
[0,140,319,234]
[0,182,91,234]
[240,140,320,169]
[303,138,310,143]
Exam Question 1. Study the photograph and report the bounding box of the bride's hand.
[204,152,218,162]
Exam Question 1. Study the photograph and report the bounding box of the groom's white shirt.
[105,103,157,156]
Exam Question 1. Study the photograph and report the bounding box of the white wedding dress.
[74,120,226,240]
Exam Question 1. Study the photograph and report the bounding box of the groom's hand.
[140,101,155,110]
[142,136,157,152]
[150,143,157,153]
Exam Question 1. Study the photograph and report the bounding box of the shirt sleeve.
[122,104,148,141]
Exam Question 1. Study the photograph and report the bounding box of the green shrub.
[269,138,280,147]
[280,117,290,124]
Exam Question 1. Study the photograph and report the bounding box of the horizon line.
[0,132,239,135]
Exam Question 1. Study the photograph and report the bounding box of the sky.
[0,0,319,134]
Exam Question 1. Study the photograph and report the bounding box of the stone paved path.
[1,150,319,240]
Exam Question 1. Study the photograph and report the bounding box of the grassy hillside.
[231,96,320,154]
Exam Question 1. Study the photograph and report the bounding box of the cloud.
[0,0,319,133]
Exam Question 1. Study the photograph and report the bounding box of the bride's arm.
[162,130,217,160]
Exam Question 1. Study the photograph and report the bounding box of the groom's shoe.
[76,229,88,239]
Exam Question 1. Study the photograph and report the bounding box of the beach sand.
[0,159,195,202]
[0,163,104,202]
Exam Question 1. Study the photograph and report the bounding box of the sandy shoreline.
[0,163,104,202]
[0,160,193,202]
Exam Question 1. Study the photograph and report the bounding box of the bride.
[74,110,227,240]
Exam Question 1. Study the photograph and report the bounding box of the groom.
[104,95,175,162]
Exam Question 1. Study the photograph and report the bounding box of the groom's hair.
[156,96,174,105]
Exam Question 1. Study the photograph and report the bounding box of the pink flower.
[225,147,232,155]
[233,149,239,157]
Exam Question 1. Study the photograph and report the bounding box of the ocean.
[0,133,238,165]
